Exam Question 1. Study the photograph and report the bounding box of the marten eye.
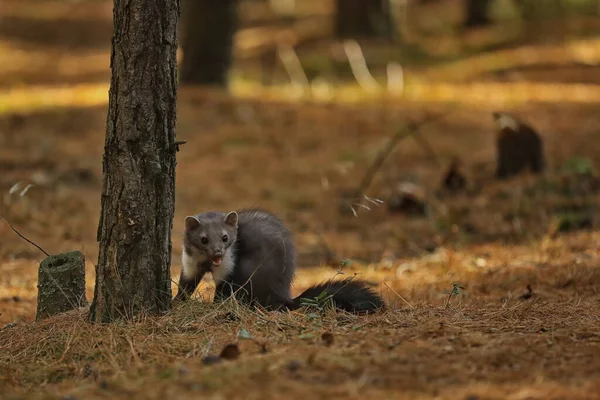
[222,234,228,243]
[200,237,209,245]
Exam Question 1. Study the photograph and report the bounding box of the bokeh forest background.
[1,0,600,399]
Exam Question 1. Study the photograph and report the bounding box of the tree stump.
[36,251,87,321]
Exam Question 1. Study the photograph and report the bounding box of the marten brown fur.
[493,112,545,179]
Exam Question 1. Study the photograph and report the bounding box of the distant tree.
[335,0,394,39]
[90,0,179,322]
[463,0,493,28]
[180,0,238,86]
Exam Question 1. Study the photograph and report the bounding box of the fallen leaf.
[237,327,252,340]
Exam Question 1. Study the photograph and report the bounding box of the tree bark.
[89,0,179,323]
[463,0,493,28]
[180,0,237,86]
[335,0,394,39]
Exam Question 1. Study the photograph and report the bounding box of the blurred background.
[1,0,600,322]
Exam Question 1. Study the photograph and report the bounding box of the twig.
[356,129,407,195]
[444,291,453,309]
[316,231,338,266]
[356,111,450,195]
[444,283,465,309]
[343,40,379,92]
[1,218,86,315]
[125,335,142,365]
[278,44,310,89]
[174,140,187,152]
[412,128,442,168]
[386,62,404,95]
[1,216,50,257]
[384,283,414,310]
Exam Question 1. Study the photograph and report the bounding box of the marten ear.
[224,211,238,228]
[184,216,200,231]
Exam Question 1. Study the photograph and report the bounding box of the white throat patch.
[181,250,205,279]
[496,114,519,131]
[181,247,234,284]
[211,249,234,283]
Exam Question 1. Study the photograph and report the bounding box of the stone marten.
[174,209,383,314]
[493,112,545,179]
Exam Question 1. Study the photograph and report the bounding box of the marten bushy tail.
[291,278,384,314]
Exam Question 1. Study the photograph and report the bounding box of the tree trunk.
[180,0,237,86]
[463,0,493,28]
[335,0,394,39]
[89,0,179,323]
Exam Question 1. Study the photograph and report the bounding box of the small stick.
[444,291,453,309]
[412,128,442,168]
[343,40,379,92]
[316,231,338,266]
[356,111,450,195]
[174,140,187,152]
[384,283,414,310]
[278,44,310,89]
[1,217,49,257]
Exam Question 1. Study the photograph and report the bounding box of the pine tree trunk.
[335,0,393,39]
[463,0,493,28]
[180,0,237,86]
[89,0,179,323]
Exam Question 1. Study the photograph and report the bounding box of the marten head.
[492,112,520,133]
[183,211,238,268]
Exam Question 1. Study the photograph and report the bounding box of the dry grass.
[2,231,600,399]
[2,249,600,400]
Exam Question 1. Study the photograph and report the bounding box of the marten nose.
[214,250,223,257]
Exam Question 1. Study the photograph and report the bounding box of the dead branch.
[1,216,50,257]
[356,111,451,195]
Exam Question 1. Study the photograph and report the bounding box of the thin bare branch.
[356,110,452,195]
[1,216,50,257]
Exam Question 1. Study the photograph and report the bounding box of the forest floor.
[1,0,600,399]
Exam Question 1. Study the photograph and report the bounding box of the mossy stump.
[36,251,87,321]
